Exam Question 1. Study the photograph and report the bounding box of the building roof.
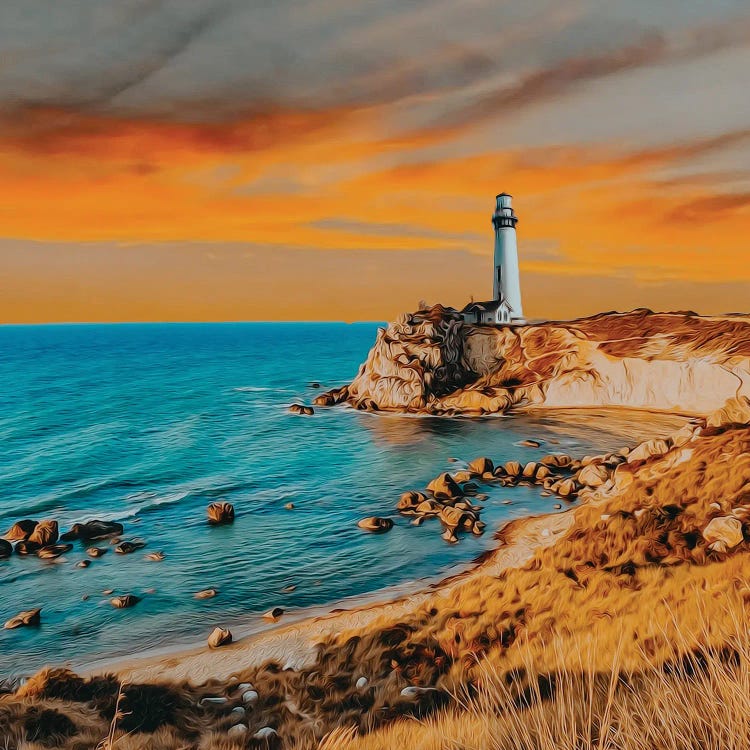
[461,298,512,313]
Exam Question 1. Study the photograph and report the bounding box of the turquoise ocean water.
[0,323,640,677]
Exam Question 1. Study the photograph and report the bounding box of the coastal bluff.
[315,306,750,416]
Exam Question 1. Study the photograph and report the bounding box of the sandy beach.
[87,509,574,685]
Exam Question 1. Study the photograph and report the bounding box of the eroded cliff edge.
[315,306,750,415]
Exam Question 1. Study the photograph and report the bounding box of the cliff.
[316,306,750,416]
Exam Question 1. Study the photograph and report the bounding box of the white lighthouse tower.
[461,192,525,326]
[492,193,524,322]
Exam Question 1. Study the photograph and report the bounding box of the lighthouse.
[492,193,524,321]
[460,193,525,326]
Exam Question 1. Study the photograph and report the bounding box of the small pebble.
[263,607,284,622]
[284,502,295,510]
[194,588,219,600]
[228,724,248,736]
[102,589,114,596]
[502,499,513,505]
[554,504,562,510]
[145,551,165,562]
[199,696,228,706]
[281,584,296,593]
[355,677,368,689]
[231,706,246,716]
[76,560,91,568]
[242,690,259,704]
[237,682,253,692]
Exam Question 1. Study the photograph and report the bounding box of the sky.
[1,0,749,323]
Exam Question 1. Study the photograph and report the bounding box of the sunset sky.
[1,1,749,323]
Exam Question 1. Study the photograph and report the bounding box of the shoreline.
[84,509,574,685]
[76,406,689,685]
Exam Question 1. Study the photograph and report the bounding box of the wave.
[233,386,291,393]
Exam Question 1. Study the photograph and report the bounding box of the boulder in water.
[37,544,73,560]
[467,457,494,476]
[207,627,233,649]
[194,588,219,600]
[504,461,522,478]
[289,403,314,416]
[357,517,394,533]
[110,594,141,609]
[61,520,124,542]
[263,607,284,622]
[14,541,40,556]
[87,547,107,558]
[427,472,462,500]
[28,520,58,547]
[4,608,41,629]
[3,519,38,542]
[115,539,146,554]
[0,539,11,559]
[207,502,235,526]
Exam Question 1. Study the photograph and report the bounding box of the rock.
[519,439,541,448]
[28,520,58,547]
[356,517,393,533]
[0,539,12,559]
[102,589,114,595]
[87,547,107,558]
[309,382,321,389]
[237,682,253,692]
[145,551,165,561]
[231,706,246,716]
[37,544,73,559]
[415,499,441,515]
[467,457,494,476]
[535,465,552,481]
[438,506,469,529]
[554,504,562,510]
[14,541,40,555]
[400,686,438,699]
[501,499,513,505]
[703,516,744,550]
[195,588,219,600]
[462,482,480,495]
[355,677,368,689]
[199,696,228,706]
[427,472,463,500]
[61,520,124,542]
[207,502,235,526]
[3,519,38,541]
[556,478,579,498]
[540,454,572,469]
[289,403,314,415]
[110,595,141,609]
[228,724,248,737]
[451,471,474,484]
[263,607,284,622]
[397,491,427,512]
[284,502,295,510]
[254,727,278,740]
[4,608,41,630]
[76,560,91,568]
[207,627,232,649]
[708,541,728,554]
[504,461,522,478]
[578,463,609,488]
[243,689,259,704]
[281,584,296,593]
[115,539,146,554]
[441,528,458,544]
[627,439,671,463]
[522,462,538,479]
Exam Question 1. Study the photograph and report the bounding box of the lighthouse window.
[496,267,502,286]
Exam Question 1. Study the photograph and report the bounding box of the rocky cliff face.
[316,307,750,416]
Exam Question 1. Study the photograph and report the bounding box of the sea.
[0,322,670,677]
